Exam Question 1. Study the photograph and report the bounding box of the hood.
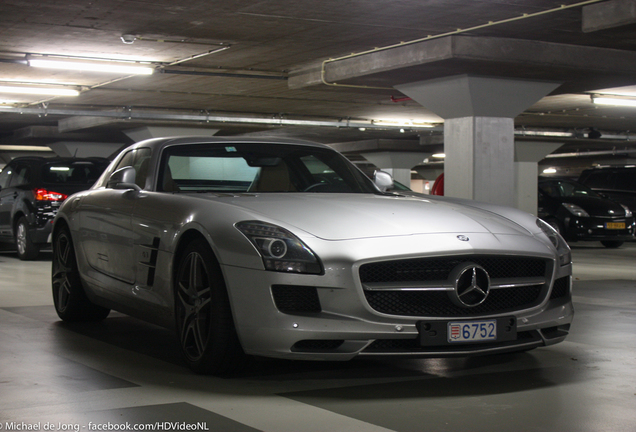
[212,193,530,240]
[561,196,626,217]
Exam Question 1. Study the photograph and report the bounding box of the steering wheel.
[304,182,329,192]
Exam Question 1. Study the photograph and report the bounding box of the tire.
[15,216,40,260]
[174,238,247,375]
[601,240,623,248]
[51,225,110,322]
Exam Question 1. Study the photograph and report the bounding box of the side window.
[113,148,151,189]
[539,183,558,198]
[617,170,636,191]
[8,165,30,187]
[0,166,12,189]
[114,151,135,172]
[583,171,614,189]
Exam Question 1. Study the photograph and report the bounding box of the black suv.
[0,156,109,259]
[578,166,636,213]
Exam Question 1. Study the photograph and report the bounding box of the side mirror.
[373,170,394,193]
[107,166,141,191]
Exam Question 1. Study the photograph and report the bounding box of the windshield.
[540,180,601,199]
[159,143,377,194]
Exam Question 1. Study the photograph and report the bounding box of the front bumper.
[221,237,574,361]
[563,215,635,242]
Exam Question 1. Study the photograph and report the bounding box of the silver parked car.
[51,137,574,374]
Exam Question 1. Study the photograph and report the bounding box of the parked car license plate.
[606,222,625,229]
[448,320,496,343]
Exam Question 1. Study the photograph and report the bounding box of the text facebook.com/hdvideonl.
[1,423,210,432]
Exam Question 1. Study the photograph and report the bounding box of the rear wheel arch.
[51,222,110,321]
[12,211,26,231]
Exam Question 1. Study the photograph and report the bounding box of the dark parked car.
[538,178,635,248]
[578,166,636,213]
[0,156,109,259]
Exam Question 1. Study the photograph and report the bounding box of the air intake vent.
[271,285,321,313]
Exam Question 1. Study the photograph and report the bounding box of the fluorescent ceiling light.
[0,85,79,96]
[29,59,154,75]
[0,145,53,151]
[373,119,436,128]
[542,168,557,174]
[592,97,636,107]
[432,153,446,158]
[515,130,574,137]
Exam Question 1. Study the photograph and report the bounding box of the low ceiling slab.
[289,35,636,96]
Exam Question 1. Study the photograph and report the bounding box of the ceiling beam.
[289,36,636,95]
[583,0,636,32]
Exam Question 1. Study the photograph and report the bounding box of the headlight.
[562,203,589,217]
[236,221,323,274]
[537,218,571,266]
[620,204,632,218]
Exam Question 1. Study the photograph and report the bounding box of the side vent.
[138,237,161,287]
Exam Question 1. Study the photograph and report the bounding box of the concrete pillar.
[360,151,430,188]
[395,75,561,208]
[515,141,564,215]
[445,116,515,204]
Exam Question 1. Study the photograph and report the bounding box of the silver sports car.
[51,136,574,374]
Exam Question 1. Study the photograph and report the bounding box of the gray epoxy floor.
[1,242,635,432]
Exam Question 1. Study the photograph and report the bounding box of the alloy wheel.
[177,251,213,362]
[52,231,73,313]
[16,222,27,256]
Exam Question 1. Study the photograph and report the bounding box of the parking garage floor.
[1,243,635,432]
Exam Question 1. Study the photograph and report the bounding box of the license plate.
[448,320,496,343]
[606,222,625,229]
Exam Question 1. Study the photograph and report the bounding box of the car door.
[77,148,150,285]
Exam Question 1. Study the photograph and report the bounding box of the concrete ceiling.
[1,0,636,170]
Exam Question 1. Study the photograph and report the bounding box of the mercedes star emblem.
[449,263,491,307]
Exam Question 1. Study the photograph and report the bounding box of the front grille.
[360,256,546,283]
[364,285,543,317]
[360,256,550,317]
[271,285,321,313]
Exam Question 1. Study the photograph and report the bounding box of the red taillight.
[34,188,68,201]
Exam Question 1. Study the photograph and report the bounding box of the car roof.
[125,136,333,153]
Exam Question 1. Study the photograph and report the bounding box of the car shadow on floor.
[4,304,586,396]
